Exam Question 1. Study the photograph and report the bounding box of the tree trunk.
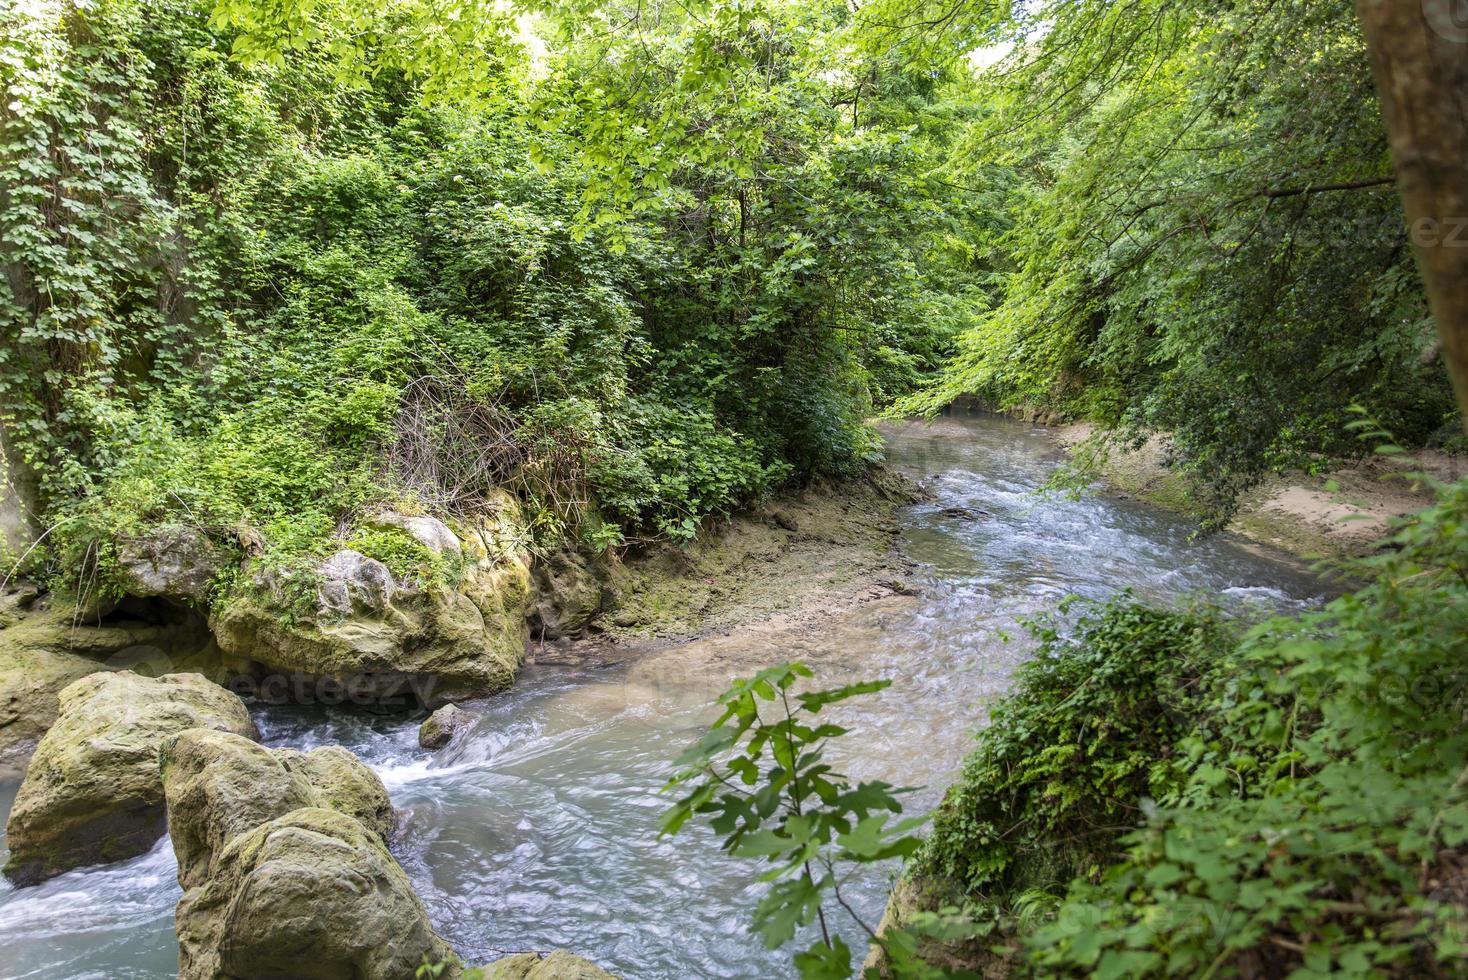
[1356,0,1468,424]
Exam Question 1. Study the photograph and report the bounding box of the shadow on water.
[0,413,1327,979]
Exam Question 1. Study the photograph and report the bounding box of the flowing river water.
[0,413,1327,979]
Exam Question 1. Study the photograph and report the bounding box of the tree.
[1356,0,1468,424]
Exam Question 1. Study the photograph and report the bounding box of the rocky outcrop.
[113,525,223,605]
[0,588,247,775]
[419,702,474,749]
[160,728,447,980]
[178,807,449,980]
[480,951,619,979]
[211,499,531,708]
[2,671,256,885]
[528,545,606,640]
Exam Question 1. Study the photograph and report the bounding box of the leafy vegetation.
[674,472,1467,978]
[920,477,1468,977]
[662,662,927,978]
[0,0,973,597]
[877,0,1462,518]
[6,0,1468,974]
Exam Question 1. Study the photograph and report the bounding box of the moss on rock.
[479,951,619,980]
[175,807,451,980]
[2,671,256,885]
[210,506,531,707]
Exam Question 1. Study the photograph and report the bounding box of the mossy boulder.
[159,729,394,888]
[528,545,607,640]
[0,634,109,777]
[480,951,618,980]
[160,729,443,980]
[0,590,248,775]
[174,807,451,980]
[211,500,531,707]
[2,671,256,886]
[113,525,223,604]
[419,702,474,749]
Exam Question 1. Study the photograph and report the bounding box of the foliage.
[915,599,1231,901]
[662,662,927,977]
[881,0,1460,520]
[0,0,970,598]
[909,474,1468,977]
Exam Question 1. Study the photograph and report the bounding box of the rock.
[113,526,223,604]
[160,730,317,888]
[2,671,256,885]
[315,549,397,616]
[212,499,531,708]
[480,951,619,980]
[365,510,463,555]
[419,703,474,749]
[281,743,395,839]
[174,807,452,980]
[0,596,235,776]
[159,729,394,888]
[0,637,108,777]
[159,729,440,980]
[528,546,606,640]
[936,505,989,520]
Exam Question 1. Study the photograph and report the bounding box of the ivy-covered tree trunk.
[1357,0,1468,425]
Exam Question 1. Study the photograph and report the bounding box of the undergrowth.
[907,474,1468,978]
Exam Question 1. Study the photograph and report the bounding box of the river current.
[0,412,1326,979]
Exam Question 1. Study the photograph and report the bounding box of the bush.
[909,475,1468,978]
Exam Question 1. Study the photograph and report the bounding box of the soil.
[526,468,925,667]
[1049,422,1465,559]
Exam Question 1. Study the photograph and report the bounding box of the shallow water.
[0,413,1326,979]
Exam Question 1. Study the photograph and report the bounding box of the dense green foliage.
[909,473,1468,977]
[880,0,1461,518]
[0,0,973,592]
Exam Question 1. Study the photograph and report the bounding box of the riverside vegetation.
[2,0,1468,978]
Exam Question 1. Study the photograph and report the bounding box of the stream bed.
[0,413,1327,979]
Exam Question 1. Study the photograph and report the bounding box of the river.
[0,412,1326,978]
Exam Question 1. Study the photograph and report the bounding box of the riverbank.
[1046,421,1462,560]
[554,467,923,655]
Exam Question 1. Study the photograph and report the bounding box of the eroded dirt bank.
[1048,421,1463,560]
[533,468,924,669]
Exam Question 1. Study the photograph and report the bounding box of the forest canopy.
[0,0,1459,587]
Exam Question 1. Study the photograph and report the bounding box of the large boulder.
[2,671,256,885]
[480,951,619,980]
[211,498,531,708]
[160,728,445,980]
[175,807,452,980]
[528,545,607,640]
[113,525,223,605]
[159,729,395,887]
[0,590,245,775]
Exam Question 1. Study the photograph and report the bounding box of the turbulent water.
[0,412,1326,979]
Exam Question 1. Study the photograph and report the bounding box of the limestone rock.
[160,729,440,980]
[528,546,606,640]
[159,729,394,888]
[114,526,223,604]
[281,743,396,840]
[365,510,462,555]
[0,637,107,777]
[2,671,256,885]
[175,807,451,980]
[0,595,240,775]
[315,549,397,617]
[418,703,474,749]
[211,501,531,708]
[481,951,619,980]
